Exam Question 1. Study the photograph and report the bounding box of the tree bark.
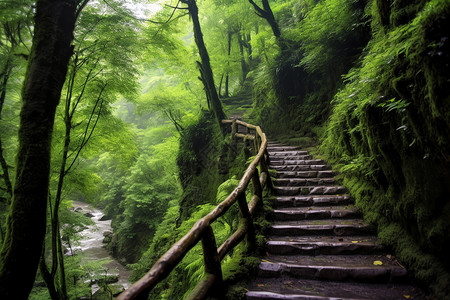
[0,0,77,298]
[248,0,282,42]
[225,30,232,98]
[237,32,248,82]
[182,0,226,123]
[0,59,13,202]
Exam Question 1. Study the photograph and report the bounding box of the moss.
[319,1,450,295]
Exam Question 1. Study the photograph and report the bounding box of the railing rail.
[117,119,272,300]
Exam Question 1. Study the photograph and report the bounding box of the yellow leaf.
[351,241,358,243]
[403,295,410,299]
[262,259,271,263]
[373,260,383,266]
[257,284,265,287]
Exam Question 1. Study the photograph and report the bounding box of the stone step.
[274,178,335,187]
[274,170,335,179]
[271,165,331,172]
[273,206,360,221]
[274,186,347,196]
[257,254,408,283]
[270,219,374,236]
[270,155,314,161]
[269,151,309,156]
[246,277,426,300]
[269,195,352,208]
[267,146,303,152]
[270,160,326,166]
[266,236,384,255]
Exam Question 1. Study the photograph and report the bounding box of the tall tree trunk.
[237,32,248,82]
[183,0,226,123]
[245,33,253,64]
[225,74,229,98]
[0,61,13,202]
[0,0,77,298]
[225,30,232,98]
[218,73,223,98]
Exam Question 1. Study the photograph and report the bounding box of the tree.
[0,0,33,210]
[0,0,88,298]
[38,5,140,298]
[248,0,281,39]
[180,0,226,123]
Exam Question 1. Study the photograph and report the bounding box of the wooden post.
[260,150,273,190]
[201,226,223,298]
[231,119,237,141]
[237,192,256,250]
[252,170,263,208]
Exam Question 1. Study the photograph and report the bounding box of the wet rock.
[99,215,111,221]
[103,231,113,244]
[84,212,95,218]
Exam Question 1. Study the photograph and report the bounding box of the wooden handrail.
[117,119,272,300]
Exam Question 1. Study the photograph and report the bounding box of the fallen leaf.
[386,254,392,259]
[262,259,271,263]
[351,241,359,243]
[403,295,410,299]
[373,260,383,266]
[257,284,265,287]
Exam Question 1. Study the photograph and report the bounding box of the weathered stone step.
[257,254,408,283]
[273,206,360,221]
[269,195,352,208]
[271,165,331,172]
[274,170,335,179]
[267,146,303,152]
[270,219,373,236]
[274,186,347,196]
[270,155,314,161]
[270,160,326,167]
[269,151,309,156]
[246,277,426,300]
[266,236,384,255]
[274,178,335,187]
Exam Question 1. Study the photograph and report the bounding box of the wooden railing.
[117,119,272,300]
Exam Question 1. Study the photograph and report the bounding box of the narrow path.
[246,142,426,299]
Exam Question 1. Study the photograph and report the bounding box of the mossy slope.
[321,0,450,296]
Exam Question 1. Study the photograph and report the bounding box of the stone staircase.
[246,142,426,300]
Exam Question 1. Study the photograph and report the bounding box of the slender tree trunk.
[225,30,232,98]
[246,33,253,63]
[0,61,13,202]
[237,32,248,82]
[225,74,229,98]
[218,73,223,98]
[0,0,77,298]
[183,0,226,123]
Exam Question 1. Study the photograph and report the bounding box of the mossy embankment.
[250,0,450,297]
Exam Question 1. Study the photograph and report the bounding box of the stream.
[70,201,131,295]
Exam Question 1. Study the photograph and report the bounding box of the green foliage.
[320,0,450,296]
[250,0,370,138]
[292,0,369,73]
